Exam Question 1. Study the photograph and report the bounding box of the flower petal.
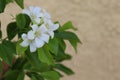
[35,38,44,48]
[43,9,51,19]
[20,40,29,47]
[40,34,50,43]
[30,42,37,52]
[31,25,38,31]
[52,24,59,31]
[48,31,54,39]
[39,24,48,33]
[34,18,41,24]
[27,30,35,39]
[21,33,27,40]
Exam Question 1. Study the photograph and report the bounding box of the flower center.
[31,13,36,19]
[29,39,34,43]
[35,31,40,37]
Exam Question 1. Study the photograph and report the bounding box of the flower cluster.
[20,6,59,52]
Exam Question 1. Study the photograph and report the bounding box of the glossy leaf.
[0,30,2,39]
[69,40,78,52]
[0,60,2,73]
[17,72,25,80]
[4,70,19,80]
[16,14,26,29]
[15,0,24,9]
[7,22,18,40]
[0,0,6,13]
[31,73,44,80]
[41,71,60,80]
[38,46,54,65]
[55,31,81,52]
[55,31,80,42]
[55,64,74,75]
[48,38,59,56]
[0,40,16,66]
[59,21,77,31]
[6,0,14,4]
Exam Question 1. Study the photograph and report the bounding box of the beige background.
[0,0,120,80]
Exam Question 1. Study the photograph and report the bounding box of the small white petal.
[39,24,48,33]
[48,20,53,26]
[43,10,51,19]
[34,7,41,12]
[34,18,41,24]
[29,6,34,12]
[30,42,37,52]
[20,40,29,47]
[35,38,44,48]
[21,33,27,40]
[52,24,59,31]
[27,30,35,39]
[48,31,54,38]
[31,25,38,31]
[39,13,44,17]
[40,34,50,43]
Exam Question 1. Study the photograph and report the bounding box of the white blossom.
[21,6,59,52]
[20,33,37,52]
[31,24,50,46]
[45,20,59,38]
[22,6,42,24]
[20,25,50,52]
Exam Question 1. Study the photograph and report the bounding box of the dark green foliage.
[0,0,6,13]
[7,22,18,40]
[55,64,74,75]
[15,0,24,9]
[0,40,16,66]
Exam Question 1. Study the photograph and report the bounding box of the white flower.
[45,20,59,38]
[20,24,50,52]
[22,6,43,24]
[20,6,60,52]
[20,33,37,52]
[31,24,50,47]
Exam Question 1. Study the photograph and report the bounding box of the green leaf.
[0,0,6,13]
[55,31,81,52]
[25,51,41,66]
[5,70,19,80]
[69,40,78,52]
[38,46,54,65]
[58,39,66,51]
[12,57,27,70]
[0,40,16,66]
[30,63,50,72]
[55,64,74,75]
[41,71,60,80]
[55,49,72,62]
[16,39,28,55]
[7,22,18,40]
[15,0,24,9]
[0,30,2,39]
[59,21,77,31]
[55,31,80,42]
[0,21,1,29]
[31,73,44,80]
[48,38,59,55]
[0,60,2,73]
[16,14,26,29]
[25,50,51,72]
[17,72,25,80]
[6,0,14,4]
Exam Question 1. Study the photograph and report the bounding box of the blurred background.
[0,0,120,80]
